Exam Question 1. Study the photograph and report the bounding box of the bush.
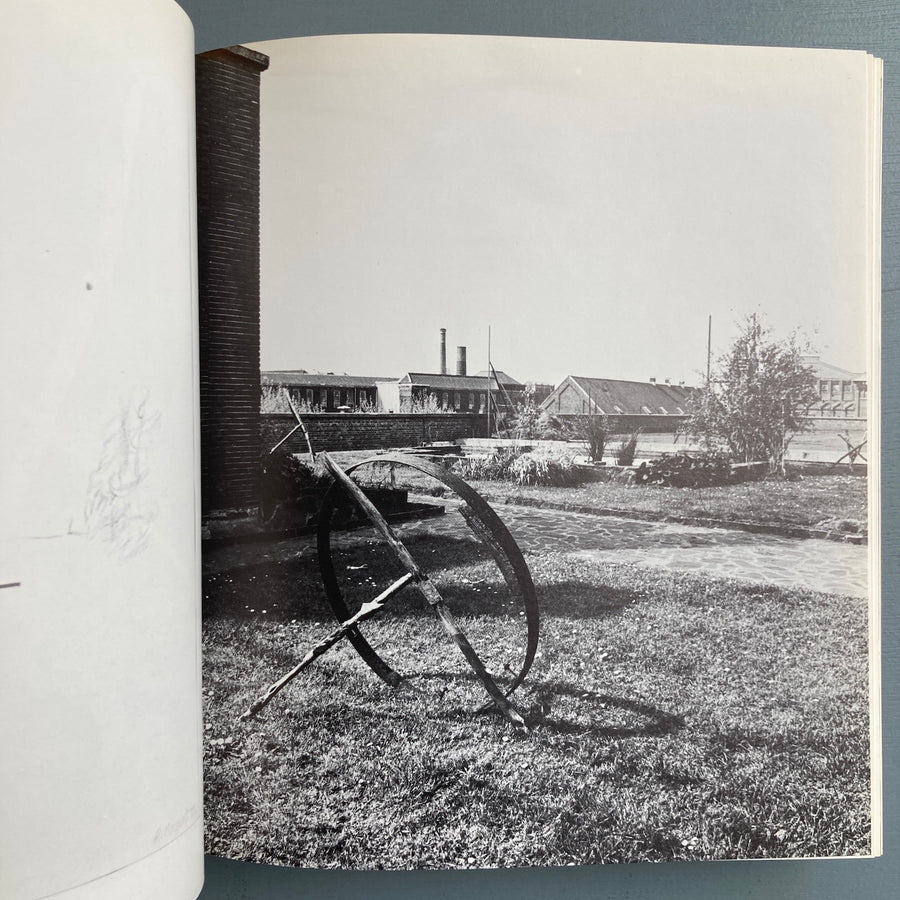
[454,448,583,487]
[453,448,521,482]
[261,384,292,413]
[512,385,542,439]
[258,449,330,518]
[614,431,640,466]
[582,415,610,462]
[508,450,583,486]
[634,451,733,488]
[534,413,571,441]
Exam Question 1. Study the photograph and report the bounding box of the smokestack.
[456,346,467,376]
[440,328,447,375]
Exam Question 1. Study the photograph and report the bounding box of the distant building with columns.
[801,357,867,420]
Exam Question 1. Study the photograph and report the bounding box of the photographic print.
[197,34,880,868]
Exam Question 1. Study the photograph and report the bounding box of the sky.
[248,34,875,387]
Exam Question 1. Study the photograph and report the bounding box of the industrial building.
[802,357,867,420]
[541,375,695,417]
[261,371,389,411]
[389,329,551,413]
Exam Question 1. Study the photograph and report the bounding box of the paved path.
[392,502,868,598]
[204,501,869,599]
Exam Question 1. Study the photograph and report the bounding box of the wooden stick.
[319,453,439,601]
[491,363,517,416]
[431,600,528,730]
[268,421,303,454]
[239,572,414,721]
[284,390,316,461]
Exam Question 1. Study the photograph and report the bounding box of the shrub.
[534,413,570,441]
[258,449,330,518]
[532,414,610,460]
[408,392,449,414]
[453,448,520,482]
[454,448,583,487]
[261,384,292,413]
[633,451,733,488]
[509,450,583,486]
[582,415,610,462]
[512,385,542,439]
[614,430,640,466]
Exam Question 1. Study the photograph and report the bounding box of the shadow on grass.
[528,690,685,739]
[383,670,684,740]
[204,552,639,623]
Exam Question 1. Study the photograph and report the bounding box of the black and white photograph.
[1,3,889,898]
[196,33,880,870]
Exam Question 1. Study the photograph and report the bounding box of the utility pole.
[486,325,492,439]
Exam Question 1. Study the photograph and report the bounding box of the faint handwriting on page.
[84,394,159,558]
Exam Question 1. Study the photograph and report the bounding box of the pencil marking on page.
[84,392,159,559]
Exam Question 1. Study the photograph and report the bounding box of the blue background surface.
[181,3,899,897]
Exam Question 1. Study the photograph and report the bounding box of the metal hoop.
[316,453,539,715]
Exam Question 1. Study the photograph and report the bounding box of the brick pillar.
[196,46,269,516]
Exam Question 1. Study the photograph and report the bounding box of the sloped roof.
[472,370,523,386]
[544,375,696,415]
[399,372,518,391]
[261,371,390,388]
[802,357,866,381]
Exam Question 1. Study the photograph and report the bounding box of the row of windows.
[580,401,685,416]
[819,380,865,401]
[422,390,485,412]
[293,387,375,409]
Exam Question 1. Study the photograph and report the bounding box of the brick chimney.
[196,45,270,517]
[456,346,467,376]
[440,328,447,375]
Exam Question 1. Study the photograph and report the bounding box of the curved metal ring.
[316,453,539,704]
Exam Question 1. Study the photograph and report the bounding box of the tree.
[688,317,819,473]
[512,384,543,439]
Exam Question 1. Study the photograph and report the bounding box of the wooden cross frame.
[834,434,867,468]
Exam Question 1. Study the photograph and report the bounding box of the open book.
[0,1,883,897]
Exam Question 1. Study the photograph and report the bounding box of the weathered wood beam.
[239,572,414,721]
[284,389,317,460]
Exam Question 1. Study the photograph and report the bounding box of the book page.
[198,33,880,871]
[0,2,203,898]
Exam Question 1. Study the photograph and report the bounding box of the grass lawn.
[327,453,868,534]
[203,523,871,867]
[467,474,868,533]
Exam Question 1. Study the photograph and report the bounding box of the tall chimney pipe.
[456,346,467,376]
[440,328,447,375]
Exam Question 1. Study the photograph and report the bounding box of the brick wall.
[196,46,269,514]
[262,413,488,455]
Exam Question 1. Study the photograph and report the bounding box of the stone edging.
[476,493,867,545]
